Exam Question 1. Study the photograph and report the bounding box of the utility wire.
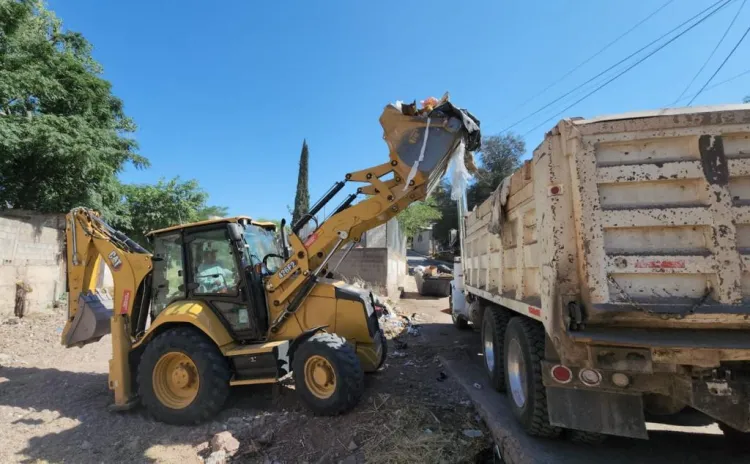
[522,0,734,136]
[675,67,750,103]
[688,24,750,105]
[673,0,746,104]
[505,0,676,116]
[501,0,733,133]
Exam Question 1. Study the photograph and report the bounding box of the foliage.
[397,196,442,238]
[466,133,524,209]
[430,133,525,246]
[291,139,310,225]
[744,95,750,103]
[108,178,225,245]
[0,0,148,212]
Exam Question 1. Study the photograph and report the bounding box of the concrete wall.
[330,218,407,297]
[0,210,66,316]
[413,228,434,255]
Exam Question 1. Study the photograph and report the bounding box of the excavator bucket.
[379,100,480,194]
[62,291,113,348]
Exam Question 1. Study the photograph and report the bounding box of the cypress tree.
[292,140,310,225]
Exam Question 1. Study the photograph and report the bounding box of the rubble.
[205,450,227,464]
[210,431,240,455]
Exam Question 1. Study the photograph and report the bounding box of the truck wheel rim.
[304,355,336,399]
[152,352,200,409]
[507,338,527,408]
[483,319,495,372]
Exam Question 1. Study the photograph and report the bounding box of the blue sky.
[48,0,750,219]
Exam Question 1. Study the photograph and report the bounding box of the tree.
[428,133,525,246]
[108,178,225,245]
[396,196,442,238]
[466,133,524,209]
[0,0,148,212]
[744,95,750,103]
[291,139,310,225]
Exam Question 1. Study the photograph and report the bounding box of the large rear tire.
[503,317,561,438]
[138,327,231,425]
[293,333,364,416]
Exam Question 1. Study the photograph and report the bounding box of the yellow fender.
[133,301,234,352]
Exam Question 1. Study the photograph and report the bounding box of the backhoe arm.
[62,207,152,406]
[265,99,480,331]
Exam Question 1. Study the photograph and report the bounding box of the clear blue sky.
[48,0,750,219]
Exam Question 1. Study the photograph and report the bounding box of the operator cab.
[148,217,284,341]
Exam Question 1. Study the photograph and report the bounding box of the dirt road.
[0,280,490,463]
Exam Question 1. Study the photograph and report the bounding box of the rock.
[205,450,227,464]
[210,431,240,455]
[339,455,357,464]
[194,441,210,453]
[80,440,91,450]
[347,440,358,451]
[473,382,482,389]
[462,429,483,438]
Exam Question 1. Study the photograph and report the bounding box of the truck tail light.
[579,368,602,386]
[551,365,572,384]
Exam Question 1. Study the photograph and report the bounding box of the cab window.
[151,233,184,316]
[188,229,240,295]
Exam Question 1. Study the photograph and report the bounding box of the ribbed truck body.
[455,104,750,439]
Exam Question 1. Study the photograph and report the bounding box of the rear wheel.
[567,429,607,445]
[504,317,561,438]
[293,333,364,416]
[138,327,231,425]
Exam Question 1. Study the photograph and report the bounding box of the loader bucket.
[62,291,113,348]
[379,101,479,194]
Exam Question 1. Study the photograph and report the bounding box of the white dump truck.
[451,104,750,442]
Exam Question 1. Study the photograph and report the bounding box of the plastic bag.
[447,140,472,201]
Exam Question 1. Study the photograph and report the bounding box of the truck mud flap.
[62,292,112,348]
[546,387,648,439]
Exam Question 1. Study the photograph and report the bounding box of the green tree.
[397,196,442,238]
[291,139,310,225]
[109,178,225,245]
[430,181,458,245]
[0,0,147,213]
[744,95,750,103]
[466,133,524,209]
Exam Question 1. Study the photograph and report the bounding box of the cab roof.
[146,216,276,237]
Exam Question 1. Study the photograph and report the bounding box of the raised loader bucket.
[379,99,480,195]
[62,291,113,348]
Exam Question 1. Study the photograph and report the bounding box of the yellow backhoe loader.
[61,97,480,424]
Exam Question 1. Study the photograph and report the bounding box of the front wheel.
[138,327,231,425]
[293,333,364,416]
[503,317,561,438]
[374,331,388,370]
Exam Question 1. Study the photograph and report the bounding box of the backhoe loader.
[61,97,480,424]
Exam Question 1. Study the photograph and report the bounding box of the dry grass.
[353,397,486,464]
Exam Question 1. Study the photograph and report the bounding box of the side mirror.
[227,223,244,242]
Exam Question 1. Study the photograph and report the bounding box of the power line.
[501,0,733,133]
[505,0,676,116]
[675,67,750,103]
[673,0,746,104]
[688,24,750,105]
[522,1,734,136]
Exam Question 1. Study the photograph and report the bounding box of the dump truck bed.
[463,104,750,343]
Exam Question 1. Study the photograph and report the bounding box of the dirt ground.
[0,276,492,464]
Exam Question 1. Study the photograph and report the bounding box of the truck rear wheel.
[138,327,231,425]
[503,317,561,438]
[482,306,510,392]
[293,333,364,416]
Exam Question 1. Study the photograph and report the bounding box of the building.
[412,225,435,256]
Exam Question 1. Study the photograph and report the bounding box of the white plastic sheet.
[447,140,472,201]
[403,117,432,192]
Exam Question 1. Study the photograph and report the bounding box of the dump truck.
[451,104,750,442]
[62,96,480,424]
